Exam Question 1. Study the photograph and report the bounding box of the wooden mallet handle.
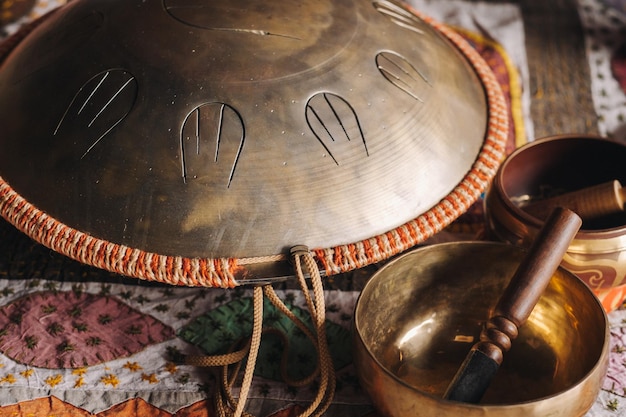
[522,180,624,221]
[444,207,582,403]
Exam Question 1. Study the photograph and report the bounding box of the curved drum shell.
[0,0,507,285]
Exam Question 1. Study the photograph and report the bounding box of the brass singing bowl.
[353,242,609,417]
[485,135,626,312]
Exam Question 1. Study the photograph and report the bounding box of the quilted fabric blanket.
[1,0,626,416]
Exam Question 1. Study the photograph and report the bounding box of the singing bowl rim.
[0,1,508,288]
[353,241,610,416]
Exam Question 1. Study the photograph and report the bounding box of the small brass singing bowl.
[484,134,626,312]
[353,242,609,417]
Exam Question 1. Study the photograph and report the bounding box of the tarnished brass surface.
[353,242,609,417]
[0,0,487,259]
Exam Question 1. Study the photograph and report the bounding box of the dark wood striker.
[522,180,625,221]
[444,207,582,403]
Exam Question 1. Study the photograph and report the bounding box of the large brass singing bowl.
[353,242,609,417]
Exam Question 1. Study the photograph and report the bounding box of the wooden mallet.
[522,180,625,221]
[443,207,582,403]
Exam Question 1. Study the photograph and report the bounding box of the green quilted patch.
[179,297,352,381]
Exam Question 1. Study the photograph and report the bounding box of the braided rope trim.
[313,11,509,275]
[0,6,507,287]
[0,181,240,288]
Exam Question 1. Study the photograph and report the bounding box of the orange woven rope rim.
[0,7,508,288]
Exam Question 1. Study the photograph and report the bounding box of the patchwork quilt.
[0,0,625,416]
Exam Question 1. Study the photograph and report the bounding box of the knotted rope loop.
[263,287,321,387]
[210,286,264,417]
[290,246,336,417]
[185,245,336,417]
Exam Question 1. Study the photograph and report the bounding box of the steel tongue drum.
[0,0,507,285]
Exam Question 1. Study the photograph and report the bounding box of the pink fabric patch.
[611,42,626,94]
[603,315,626,394]
[0,291,175,368]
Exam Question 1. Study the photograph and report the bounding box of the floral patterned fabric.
[578,0,626,143]
[0,276,624,416]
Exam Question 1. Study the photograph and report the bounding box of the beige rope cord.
[186,247,335,417]
[0,4,508,289]
[289,246,336,416]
